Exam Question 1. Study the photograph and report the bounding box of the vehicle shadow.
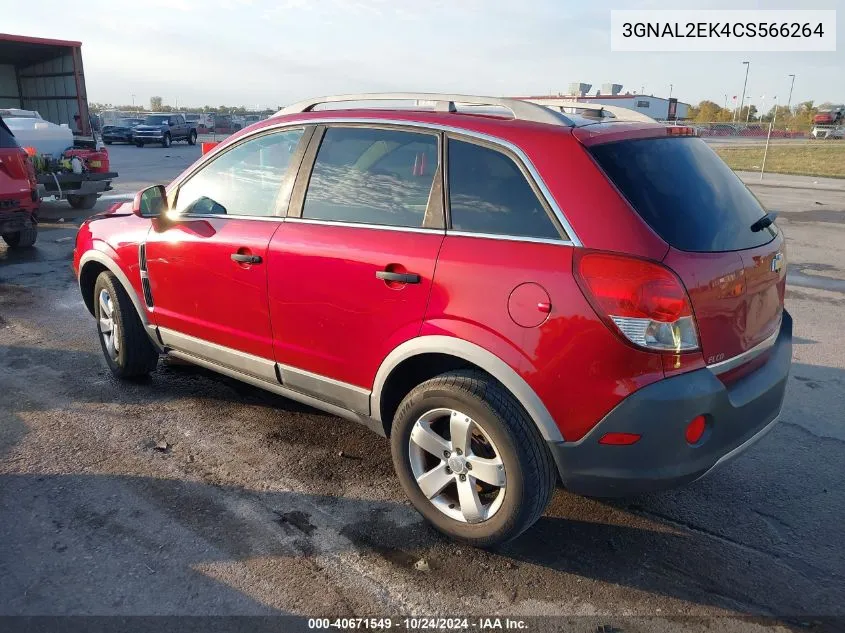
[1,336,843,616]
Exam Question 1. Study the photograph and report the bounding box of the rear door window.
[301,126,440,228]
[589,137,776,252]
[447,139,562,240]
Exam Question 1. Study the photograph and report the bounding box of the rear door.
[588,135,785,365]
[145,126,308,372]
[267,124,444,407]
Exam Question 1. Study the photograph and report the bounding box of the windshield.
[120,119,143,126]
[144,115,170,125]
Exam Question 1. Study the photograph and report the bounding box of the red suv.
[0,116,39,248]
[73,94,791,546]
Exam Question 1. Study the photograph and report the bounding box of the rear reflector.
[574,251,700,352]
[685,415,707,444]
[599,432,642,445]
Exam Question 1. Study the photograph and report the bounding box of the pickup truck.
[132,113,197,148]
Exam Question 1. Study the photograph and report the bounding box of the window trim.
[287,122,446,231]
[169,125,313,220]
[444,133,568,242]
[164,117,581,245]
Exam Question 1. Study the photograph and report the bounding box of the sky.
[5,0,844,112]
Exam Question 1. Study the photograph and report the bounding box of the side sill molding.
[158,327,278,384]
[167,350,385,437]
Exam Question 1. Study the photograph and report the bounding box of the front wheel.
[390,370,556,547]
[161,133,171,148]
[67,194,98,210]
[2,225,37,248]
[93,271,159,379]
[187,130,197,145]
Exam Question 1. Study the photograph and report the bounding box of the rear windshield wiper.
[750,211,778,232]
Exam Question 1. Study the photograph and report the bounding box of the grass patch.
[715,143,845,179]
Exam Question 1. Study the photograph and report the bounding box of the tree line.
[88,97,277,116]
[686,100,833,129]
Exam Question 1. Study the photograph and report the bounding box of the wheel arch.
[78,251,150,327]
[371,336,564,443]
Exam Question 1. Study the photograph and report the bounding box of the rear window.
[590,137,776,252]
[0,117,20,149]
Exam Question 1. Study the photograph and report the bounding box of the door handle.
[231,253,262,264]
[376,270,420,284]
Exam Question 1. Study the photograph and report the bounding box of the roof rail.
[274,93,571,126]
[521,99,656,124]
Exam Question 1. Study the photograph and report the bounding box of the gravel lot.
[1,143,843,626]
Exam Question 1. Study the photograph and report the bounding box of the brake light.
[574,251,700,352]
[0,150,29,181]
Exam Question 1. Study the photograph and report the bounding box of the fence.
[663,121,844,179]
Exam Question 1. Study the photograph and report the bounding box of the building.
[519,91,690,121]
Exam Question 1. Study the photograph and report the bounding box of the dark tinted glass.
[303,127,438,228]
[447,140,560,240]
[590,137,776,252]
[0,117,19,149]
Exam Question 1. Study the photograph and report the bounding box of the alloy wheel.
[408,408,506,523]
[98,288,120,361]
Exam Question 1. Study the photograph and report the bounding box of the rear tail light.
[574,251,700,352]
[0,150,29,181]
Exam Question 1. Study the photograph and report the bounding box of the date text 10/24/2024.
[308,618,529,630]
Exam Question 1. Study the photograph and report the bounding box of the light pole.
[131,93,136,107]
[724,94,728,110]
[786,74,796,112]
[735,61,750,122]
[669,83,673,99]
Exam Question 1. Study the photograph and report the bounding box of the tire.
[104,140,112,145]
[2,225,37,248]
[390,370,556,547]
[136,141,145,148]
[187,130,197,145]
[67,194,98,210]
[161,133,171,148]
[93,271,159,379]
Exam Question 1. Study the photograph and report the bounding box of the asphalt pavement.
[1,143,843,626]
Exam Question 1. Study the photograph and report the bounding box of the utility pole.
[669,83,673,99]
[724,94,728,110]
[786,74,796,112]
[735,61,750,122]
[131,93,136,106]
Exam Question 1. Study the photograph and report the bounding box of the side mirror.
[132,185,168,218]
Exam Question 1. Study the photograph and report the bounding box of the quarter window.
[302,127,439,228]
[447,139,561,240]
[174,128,304,217]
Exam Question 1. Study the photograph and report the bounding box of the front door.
[268,125,444,407]
[145,126,308,374]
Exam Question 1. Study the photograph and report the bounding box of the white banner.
[610,10,836,52]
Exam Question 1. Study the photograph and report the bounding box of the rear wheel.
[390,370,556,547]
[104,140,113,145]
[187,130,197,145]
[2,225,37,248]
[67,194,98,210]
[135,141,144,148]
[93,271,159,379]
[161,133,171,148]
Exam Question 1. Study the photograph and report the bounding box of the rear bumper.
[549,310,792,497]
